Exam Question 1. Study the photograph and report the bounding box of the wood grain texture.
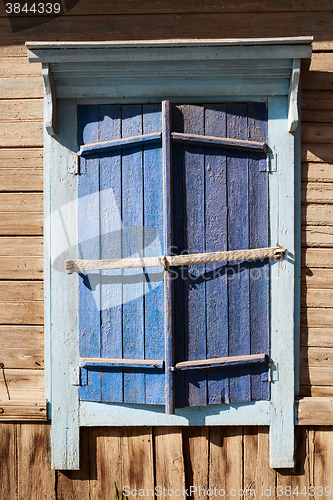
[302,227,333,248]
[301,347,333,366]
[0,168,43,192]
[0,325,44,369]
[303,308,333,327]
[0,77,43,99]
[302,182,333,204]
[243,426,275,496]
[0,281,43,324]
[0,369,44,402]
[313,428,333,491]
[0,99,43,121]
[297,398,333,425]
[183,427,209,500]
[302,144,333,163]
[302,124,333,144]
[301,327,333,347]
[303,249,333,268]
[155,428,186,498]
[0,237,43,280]
[0,402,46,421]
[17,423,56,500]
[302,289,333,308]
[0,423,17,499]
[0,121,43,147]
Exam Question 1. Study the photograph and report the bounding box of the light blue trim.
[268,96,295,468]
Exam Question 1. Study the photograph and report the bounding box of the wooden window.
[26,38,312,470]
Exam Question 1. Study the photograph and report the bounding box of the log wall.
[1,0,333,494]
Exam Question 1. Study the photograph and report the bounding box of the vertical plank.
[227,103,251,403]
[89,427,123,500]
[0,423,18,500]
[276,427,311,499]
[204,104,229,404]
[183,104,207,407]
[17,423,56,500]
[57,428,90,500]
[162,100,174,413]
[99,104,123,403]
[243,426,275,497]
[209,427,243,500]
[172,105,185,408]
[248,102,270,400]
[78,105,101,402]
[144,103,164,405]
[155,427,186,499]
[183,427,209,500]
[122,105,145,404]
[121,427,155,494]
[313,428,333,496]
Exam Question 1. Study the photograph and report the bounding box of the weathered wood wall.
[1,0,333,494]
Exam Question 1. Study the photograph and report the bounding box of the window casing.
[27,38,312,470]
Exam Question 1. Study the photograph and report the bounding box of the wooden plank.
[248,101,269,401]
[313,428,333,492]
[0,402,46,421]
[302,72,333,92]
[0,281,43,301]
[154,428,186,499]
[301,327,333,347]
[0,13,329,42]
[17,424,56,500]
[172,131,266,151]
[183,104,206,407]
[303,249,333,268]
[302,182,333,204]
[243,426,275,497]
[89,427,122,500]
[0,77,43,99]
[304,307,333,327]
[77,105,101,403]
[2,0,333,15]
[175,353,267,370]
[122,104,145,404]
[302,110,333,123]
[297,398,333,425]
[121,427,155,495]
[302,92,333,111]
[302,124,333,144]
[302,288,333,308]
[310,52,333,72]
[302,267,333,289]
[303,204,333,226]
[301,346,333,366]
[0,423,18,499]
[0,168,43,192]
[0,121,43,147]
[300,365,333,386]
[0,326,44,369]
[302,226,333,248]
[144,104,164,406]
[209,427,243,499]
[79,131,161,155]
[81,358,163,369]
[300,386,333,397]
[0,301,43,325]
[0,99,43,121]
[227,103,250,404]
[182,427,209,500]
[0,237,43,280]
[302,144,333,163]
[57,427,90,500]
[204,104,228,406]
[276,427,311,498]
[0,193,42,212]
[0,147,43,164]
[0,369,44,402]
[98,104,122,404]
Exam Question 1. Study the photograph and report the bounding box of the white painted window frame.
[27,38,312,470]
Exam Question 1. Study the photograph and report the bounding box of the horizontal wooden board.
[302,226,333,248]
[0,402,47,421]
[302,288,333,308]
[302,124,333,144]
[1,0,333,15]
[303,249,333,268]
[310,52,333,72]
[302,182,333,204]
[0,147,43,163]
[302,163,333,183]
[0,76,43,99]
[302,205,333,226]
[0,213,42,236]
[0,236,43,279]
[0,57,41,77]
[297,397,333,425]
[302,72,333,92]
[300,366,333,386]
[302,144,333,163]
[0,13,329,43]
[302,110,333,123]
[302,307,333,327]
[0,236,43,256]
[0,120,43,147]
[301,327,333,347]
[300,346,333,366]
[0,168,43,192]
[0,99,43,121]
[300,385,333,397]
[0,193,42,212]
[0,281,43,301]
[0,301,43,325]
[0,369,44,402]
[0,325,44,369]
[302,268,333,288]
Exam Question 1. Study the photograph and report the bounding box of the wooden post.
[162,100,174,414]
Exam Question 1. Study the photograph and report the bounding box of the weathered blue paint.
[204,104,229,405]
[171,132,266,152]
[143,104,165,405]
[80,359,164,369]
[248,102,270,400]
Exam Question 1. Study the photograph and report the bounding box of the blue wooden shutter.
[77,102,269,408]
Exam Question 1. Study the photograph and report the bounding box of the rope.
[65,246,286,274]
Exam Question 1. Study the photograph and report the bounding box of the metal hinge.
[70,365,88,386]
[261,150,277,172]
[261,362,279,382]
